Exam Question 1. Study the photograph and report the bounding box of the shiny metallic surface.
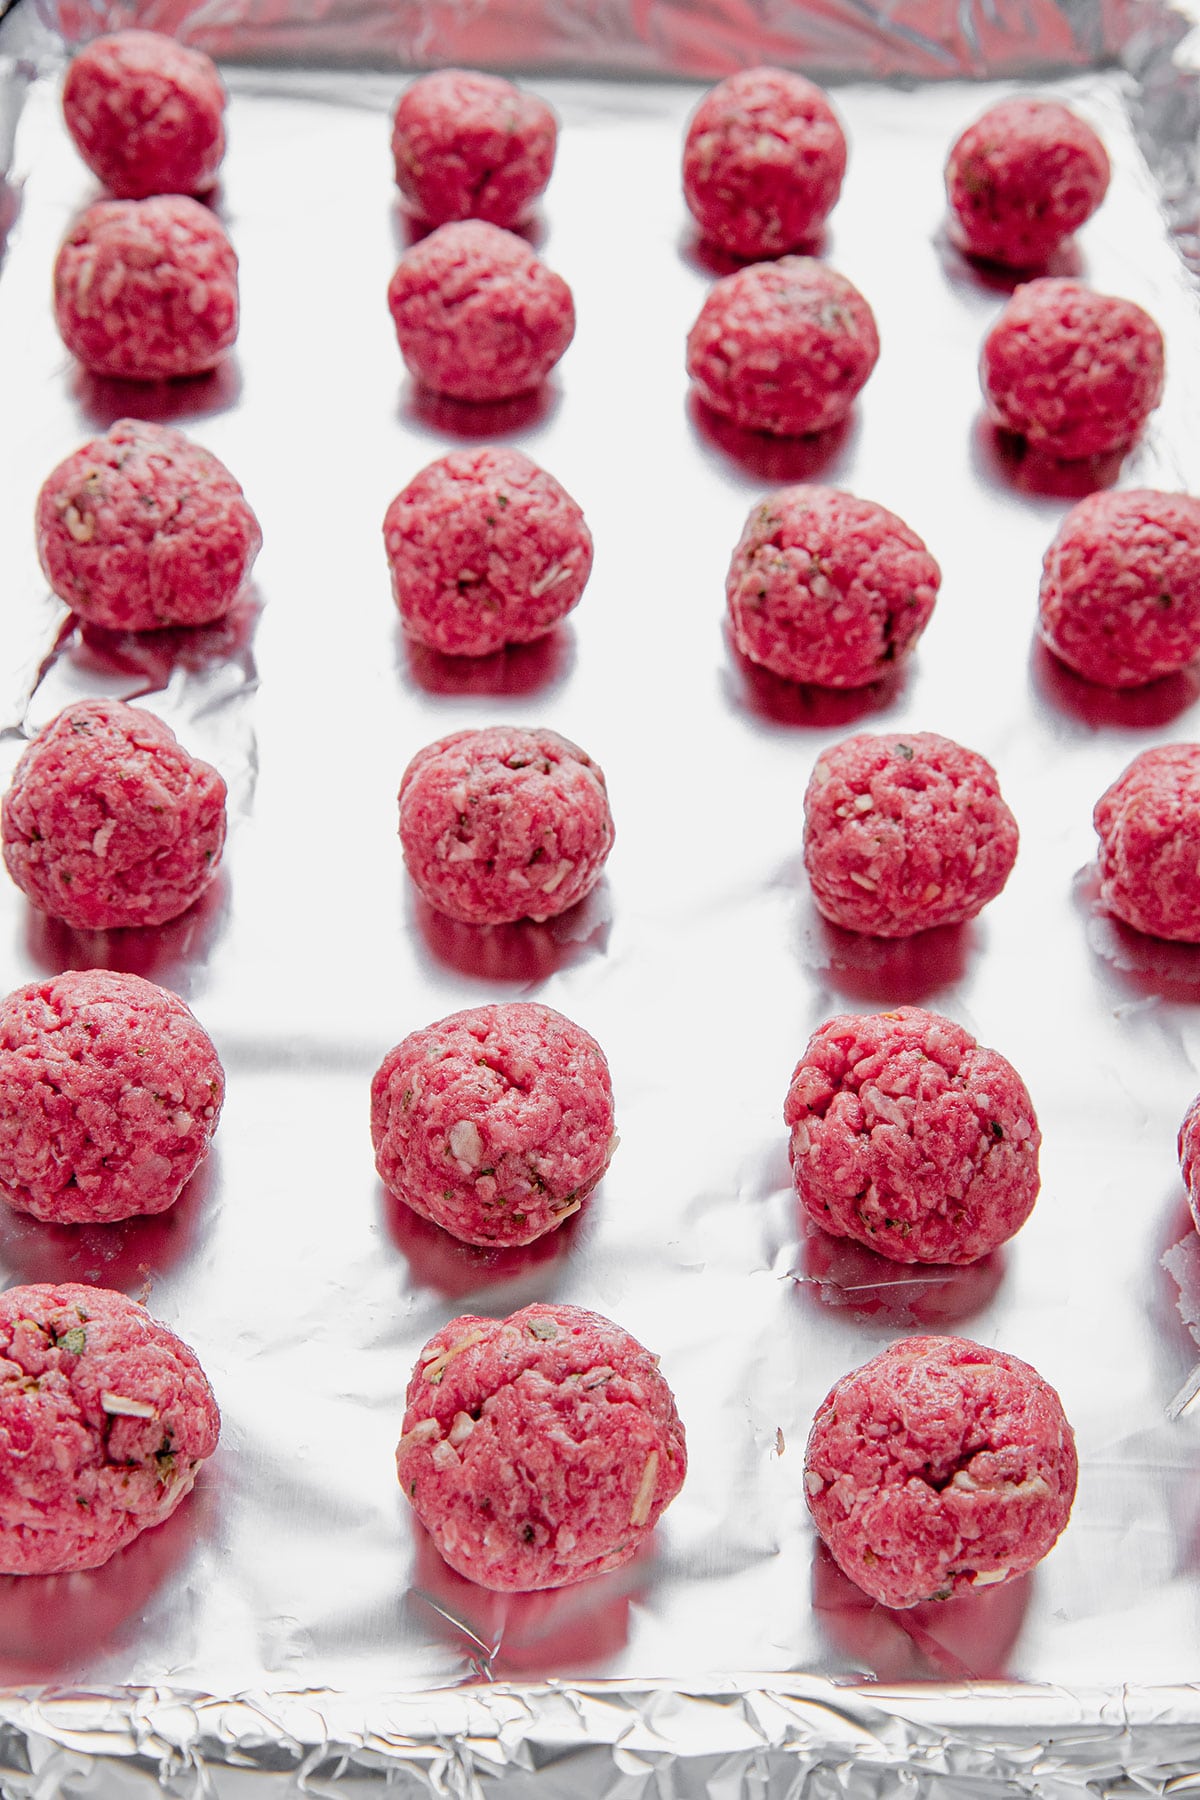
[0,11,1197,1787]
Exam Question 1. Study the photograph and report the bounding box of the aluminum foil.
[1,6,1200,1791]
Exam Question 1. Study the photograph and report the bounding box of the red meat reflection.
[399,623,574,699]
[971,415,1123,501]
[67,588,262,693]
[409,1520,636,1680]
[811,1539,1032,1681]
[1078,867,1200,1005]
[0,1156,213,1292]
[402,382,558,441]
[25,870,230,987]
[687,391,854,486]
[724,631,907,731]
[73,357,242,431]
[0,1479,214,1682]
[381,1182,586,1300]
[802,906,975,1006]
[410,884,611,984]
[794,1215,1005,1329]
[1031,639,1200,731]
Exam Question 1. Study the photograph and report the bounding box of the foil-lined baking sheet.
[0,4,1200,1790]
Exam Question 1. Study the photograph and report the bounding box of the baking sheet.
[0,16,1200,1783]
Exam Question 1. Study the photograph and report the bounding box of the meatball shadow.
[811,1539,1033,1680]
[677,223,828,279]
[391,201,545,257]
[0,1156,214,1293]
[381,1183,587,1301]
[687,392,854,487]
[71,357,243,432]
[793,1214,1005,1329]
[1030,639,1200,732]
[0,1480,214,1683]
[1155,1190,1200,1386]
[24,871,231,990]
[410,884,611,985]
[409,1524,636,1680]
[723,632,907,731]
[398,623,575,699]
[971,415,1124,502]
[401,381,559,442]
[934,225,1083,297]
[798,900,975,1006]
[1077,866,1200,1004]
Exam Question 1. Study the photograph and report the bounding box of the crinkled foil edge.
[2,1680,1200,1794]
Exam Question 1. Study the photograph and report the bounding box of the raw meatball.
[384,447,591,657]
[1093,744,1200,941]
[980,278,1164,460]
[391,69,556,229]
[387,220,574,402]
[396,1301,686,1591]
[371,1002,615,1246]
[398,725,613,925]
[805,1335,1077,1610]
[682,67,847,259]
[0,970,224,1225]
[803,731,1019,937]
[686,257,879,437]
[36,419,261,632]
[0,1282,220,1575]
[1178,1094,1200,1234]
[1,699,227,931]
[1038,489,1200,688]
[945,98,1109,268]
[62,30,226,201]
[785,1007,1040,1264]
[53,195,238,382]
[726,486,940,686]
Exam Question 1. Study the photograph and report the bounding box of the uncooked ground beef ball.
[53,195,238,381]
[0,969,223,1225]
[371,1002,615,1246]
[383,447,591,656]
[1,699,227,931]
[387,220,574,402]
[687,257,879,436]
[682,67,846,258]
[945,98,1109,269]
[805,1335,1077,1610]
[0,1281,220,1575]
[726,486,940,686]
[1093,744,1200,941]
[1038,489,1200,688]
[36,419,260,631]
[391,69,556,229]
[980,278,1164,460]
[802,731,1019,937]
[397,1302,686,1590]
[398,725,613,925]
[785,1007,1040,1264]
[62,30,226,201]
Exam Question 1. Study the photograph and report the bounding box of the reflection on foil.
[811,1539,1033,1681]
[382,1182,588,1301]
[399,623,576,701]
[0,1485,214,1684]
[794,1216,1007,1330]
[23,871,231,992]
[1030,638,1200,733]
[409,885,612,985]
[0,1154,214,1289]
